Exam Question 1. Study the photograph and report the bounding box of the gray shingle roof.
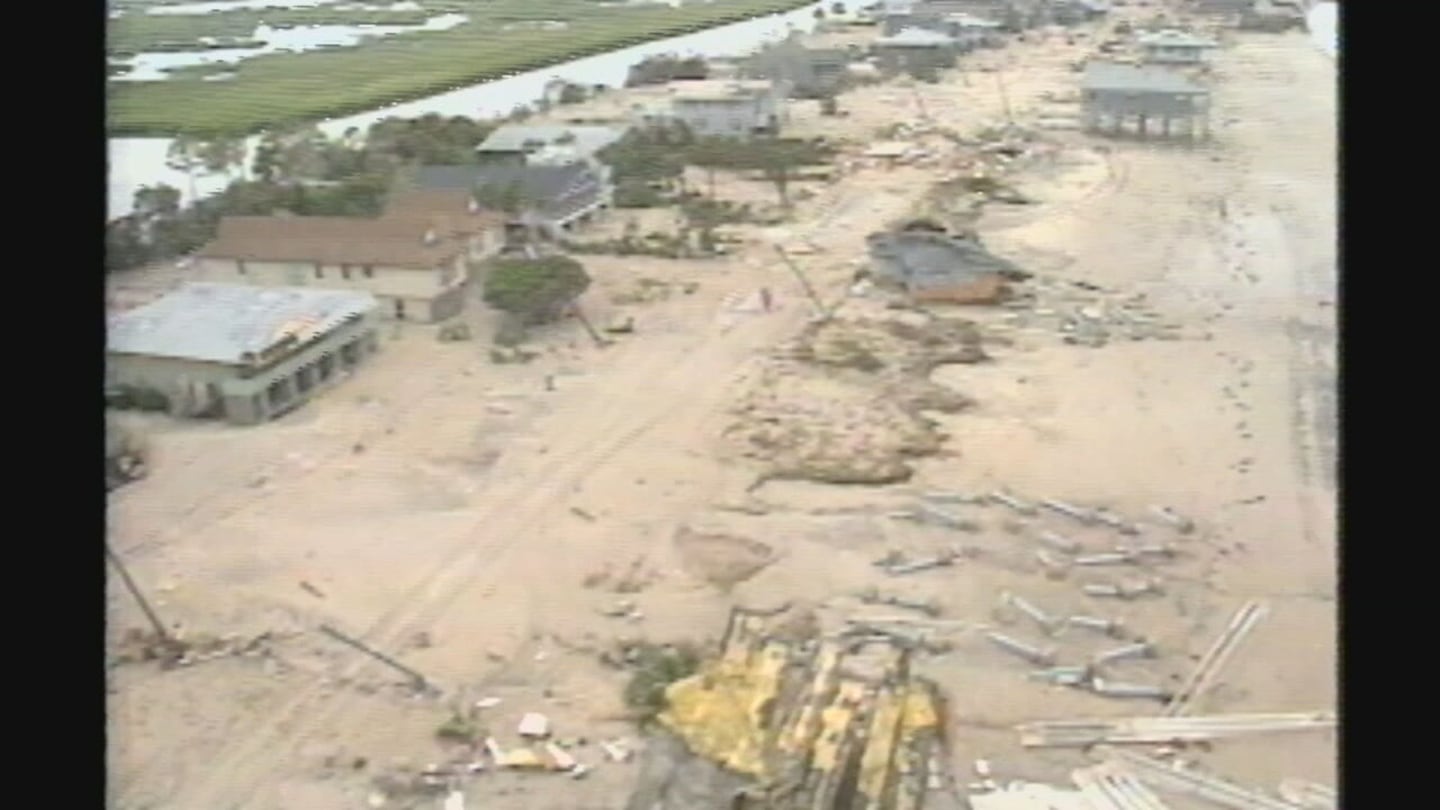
[475,124,628,157]
[1082,62,1206,94]
[108,283,376,365]
[412,163,606,222]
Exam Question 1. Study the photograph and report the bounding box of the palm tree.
[200,137,247,182]
[165,137,208,204]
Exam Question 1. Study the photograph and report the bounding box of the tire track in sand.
[153,294,798,810]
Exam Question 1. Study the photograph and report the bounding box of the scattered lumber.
[1016,711,1336,748]
[1072,761,1175,810]
[1099,748,1309,810]
[1164,600,1269,716]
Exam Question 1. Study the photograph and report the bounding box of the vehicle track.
[152,287,802,810]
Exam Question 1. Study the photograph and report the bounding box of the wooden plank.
[1164,600,1268,716]
[1018,712,1336,748]
[1099,748,1307,810]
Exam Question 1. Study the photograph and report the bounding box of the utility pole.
[774,246,831,321]
[996,69,1014,127]
[105,541,179,656]
[319,624,439,695]
[570,304,609,348]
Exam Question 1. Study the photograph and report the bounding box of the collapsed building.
[865,229,1030,304]
[626,606,953,810]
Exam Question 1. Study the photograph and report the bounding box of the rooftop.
[668,79,777,101]
[1137,29,1219,48]
[1082,62,1207,94]
[946,12,1004,27]
[475,124,628,156]
[876,27,959,46]
[197,213,477,268]
[108,283,377,365]
[412,163,606,221]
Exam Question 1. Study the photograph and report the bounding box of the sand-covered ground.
[106,13,1336,809]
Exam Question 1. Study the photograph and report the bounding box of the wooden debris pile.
[629,605,949,810]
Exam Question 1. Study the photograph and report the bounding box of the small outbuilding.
[873,27,960,78]
[1136,29,1219,65]
[665,79,788,139]
[866,230,1029,304]
[743,36,853,99]
[107,283,380,425]
[1239,0,1304,31]
[1081,62,1211,140]
[475,124,629,167]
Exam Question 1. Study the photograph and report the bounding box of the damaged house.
[664,79,790,139]
[743,35,854,99]
[474,124,629,168]
[412,162,614,244]
[107,283,380,424]
[873,28,961,79]
[866,229,1029,304]
[1136,29,1220,66]
[193,194,504,323]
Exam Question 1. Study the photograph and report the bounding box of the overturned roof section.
[867,230,1029,290]
[876,27,959,46]
[476,124,628,156]
[108,283,376,365]
[647,606,944,809]
[1082,62,1207,94]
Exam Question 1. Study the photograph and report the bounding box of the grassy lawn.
[107,0,816,137]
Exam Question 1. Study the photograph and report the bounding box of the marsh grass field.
[107,0,818,137]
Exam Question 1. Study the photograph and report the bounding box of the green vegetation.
[109,8,432,54]
[482,255,593,324]
[108,0,818,136]
[106,114,489,272]
[621,642,701,724]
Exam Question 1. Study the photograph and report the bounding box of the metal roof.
[108,283,377,365]
[475,124,627,156]
[1082,62,1206,94]
[877,27,959,46]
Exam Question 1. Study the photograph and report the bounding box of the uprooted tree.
[482,255,592,327]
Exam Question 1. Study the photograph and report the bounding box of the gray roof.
[1082,62,1206,94]
[413,163,606,221]
[475,124,627,156]
[867,231,1027,289]
[108,283,377,365]
[877,27,958,46]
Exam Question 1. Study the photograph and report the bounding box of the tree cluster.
[106,114,499,274]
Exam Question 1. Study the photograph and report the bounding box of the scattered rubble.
[729,311,987,487]
[672,525,777,591]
